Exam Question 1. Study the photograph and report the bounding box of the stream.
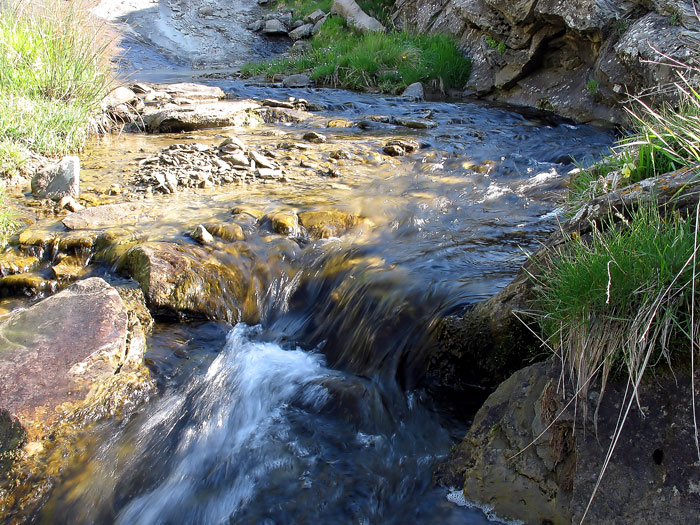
[16,7,615,523]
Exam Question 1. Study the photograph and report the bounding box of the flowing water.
[14,16,617,523]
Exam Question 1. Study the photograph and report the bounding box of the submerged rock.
[298,209,369,239]
[63,202,163,230]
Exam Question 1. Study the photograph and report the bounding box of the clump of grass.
[535,204,697,404]
[242,16,471,93]
[0,0,114,159]
[569,71,700,209]
[0,188,18,249]
[0,139,30,180]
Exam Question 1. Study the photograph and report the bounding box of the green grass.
[0,0,113,168]
[569,73,700,209]
[0,188,17,249]
[534,203,697,406]
[242,16,471,93]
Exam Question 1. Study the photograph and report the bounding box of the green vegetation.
[0,189,17,249]
[569,73,700,209]
[534,204,697,397]
[485,35,506,54]
[0,0,113,177]
[242,15,471,93]
[586,78,599,95]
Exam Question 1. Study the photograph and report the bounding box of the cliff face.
[393,0,700,124]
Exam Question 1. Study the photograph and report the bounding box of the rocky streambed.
[3,1,698,523]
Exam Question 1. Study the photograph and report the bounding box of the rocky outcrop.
[141,100,263,132]
[437,359,700,524]
[393,0,700,123]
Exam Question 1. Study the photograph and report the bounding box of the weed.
[0,188,17,249]
[611,18,629,35]
[0,0,114,163]
[670,9,681,26]
[497,41,506,55]
[242,17,471,93]
[586,79,599,95]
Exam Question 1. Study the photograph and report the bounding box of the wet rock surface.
[0,278,146,428]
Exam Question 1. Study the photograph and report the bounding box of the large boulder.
[0,278,149,434]
[141,101,263,133]
[437,358,700,523]
[31,156,80,200]
[116,241,256,322]
[393,0,700,123]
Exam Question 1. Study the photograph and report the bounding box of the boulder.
[289,23,314,40]
[0,278,147,429]
[306,9,327,24]
[101,86,137,110]
[151,82,225,100]
[31,156,80,200]
[263,18,288,35]
[117,242,252,322]
[298,209,368,239]
[401,82,425,100]
[331,0,385,32]
[141,101,262,132]
[282,74,312,88]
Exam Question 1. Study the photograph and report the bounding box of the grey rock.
[291,19,305,29]
[63,203,162,230]
[401,82,425,100]
[306,9,327,24]
[190,224,214,244]
[282,73,312,88]
[302,131,327,143]
[312,15,328,34]
[31,156,80,200]
[290,40,313,56]
[141,101,262,132]
[250,150,277,169]
[247,19,264,32]
[394,117,436,129]
[289,23,314,40]
[263,18,288,34]
[101,86,137,110]
[58,195,84,212]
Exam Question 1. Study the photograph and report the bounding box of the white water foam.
[116,324,332,525]
[446,489,524,525]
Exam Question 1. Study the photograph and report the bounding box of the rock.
[221,151,249,167]
[249,150,278,169]
[298,209,367,239]
[383,144,405,156]
[117,242,251,322]
[219,136,247,151]
[262,98,295,109]
[101,86,137,110]
[392,0,700,124]
[263,18,288,35]
[231,206,264,219]
[248,19,264,31]
[0,409,26,466]
[190,224,214,244]
[435,361,574,524]
[257,168,284,179]
[58,195,84,212]
[401,82,425,100]
[0,251,40,277]
[203,222,245,242]
[393,117,436,129]
[312,15,328,35]
[151,83,225,100]
[267,211,300,236]
[302,131,327,143]
[290,40,313,56]
[331,0,385,32]
[62,203,162,230]
[51,254,87,281]
[0,278,144,426]
[289,23,314,40]
[282,74,312,88]
[141,101,262,133]
[31,156,80,200]
[326,119,354,128]
[383,138,420,156]
[306,9,327,24]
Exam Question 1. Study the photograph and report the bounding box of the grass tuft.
[242,16,471,93]
[0,188,17,249]
[569,72,700,209]
[0,0,114,161]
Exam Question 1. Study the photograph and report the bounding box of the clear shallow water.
[23,26,617,524]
